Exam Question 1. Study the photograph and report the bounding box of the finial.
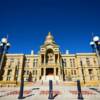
[66,50,69,54]
[48,32,51,35]
[31,50,34,55]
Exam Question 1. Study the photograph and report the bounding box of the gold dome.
[45,32,55,44]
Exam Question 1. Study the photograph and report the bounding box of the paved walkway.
[0,82,100,100]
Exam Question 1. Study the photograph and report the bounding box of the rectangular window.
[33,70,34,75]
[71,70,73,75]
[93,58,96,65]
[7,70,12,75]
[88,69,92,74]
[65,70,67,75]
[63,59,67,67]
[27,70,29,75]
[74,70,76,75]
[25,62,29,67]
[70,59,72,67]
[88,69,93,80]
[26,59,30,63]
[86,58,91,66]
[73,59,75,67]
[33,59,38,67]
[33,62,35,67]
[7,77,11,81]
[70,58,75,67]
[80,60,83,66]
[41,54,44,64]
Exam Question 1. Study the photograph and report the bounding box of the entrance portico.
[41,67,60,81]
[39,32,62,81]
[46,68,54,75]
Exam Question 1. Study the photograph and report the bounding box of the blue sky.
[0,0,100,54]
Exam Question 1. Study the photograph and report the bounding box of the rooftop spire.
[48,32,51,35]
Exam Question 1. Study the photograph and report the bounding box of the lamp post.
[80,60,85,84]
[18,59,24,99]
[15,65,19,85]
[0,37,10,75]
[90,36,100,80]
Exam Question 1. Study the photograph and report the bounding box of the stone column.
[55,54,58,64]
[40,54,42,64]
[44,68,46,75]
[11,63,16,81]
[17,69,22,82]
[54,68,56,79]
[37,69,41,81]
[11,69,15,81]
[43,54,44,64]
[54,54,56,63]
[44,54,46,64]
[3,69,8,81]
[93,69,96,80]
[58,54,60,64]
[59,69,61,80]
[43,68,46,80]
[57,54,58,64]
[41,54,45,64]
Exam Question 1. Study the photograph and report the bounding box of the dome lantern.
[44,32,55,44]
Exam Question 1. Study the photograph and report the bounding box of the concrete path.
[0,82,100,100]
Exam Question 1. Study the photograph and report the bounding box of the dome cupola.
[45,32,55,44]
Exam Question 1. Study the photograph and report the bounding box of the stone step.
[41,75,60,81]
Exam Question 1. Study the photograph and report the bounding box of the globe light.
[1,38,7,44]
[7,43,10,47]
[90,41,94,46]
[0,43,3,47]
[93,36,99,42]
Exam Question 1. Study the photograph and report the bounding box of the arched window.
[46,49,54,64]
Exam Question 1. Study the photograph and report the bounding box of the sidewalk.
[0,84,100,100]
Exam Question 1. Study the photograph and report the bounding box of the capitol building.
[0,32,100,86]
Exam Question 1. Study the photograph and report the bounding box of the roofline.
[76,53,96,56]
[6,54,24,56]
[62,52,96,57]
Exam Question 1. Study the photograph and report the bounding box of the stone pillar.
[44,68,46,75]
[11,63,16,81]
[41,54,45,64]
[93,69,96,80]
[44,54,46,64]
[54,68,56,79]
[11,68,15,81]
[58,69,61,79]
[3,69,8,81]
[56,68,58,76]
[54,54,56,64]
[40,54,42,64]
[58,69,60,76]
[37,69,41,81]
[17,69,22,82]
[43,54,44,64]
[57,54,60,64]
[43,68,46,80]
[55,54,58,64]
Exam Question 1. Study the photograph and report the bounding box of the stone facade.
[0,32,100,84]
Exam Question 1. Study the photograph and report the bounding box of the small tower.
[66,50,69,54]
[31,50,34,55]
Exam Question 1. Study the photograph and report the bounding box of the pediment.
[41,43,59,49]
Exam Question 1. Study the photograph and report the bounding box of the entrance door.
[46,68,54,75]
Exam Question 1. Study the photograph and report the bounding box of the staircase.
[41,75,60,82]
